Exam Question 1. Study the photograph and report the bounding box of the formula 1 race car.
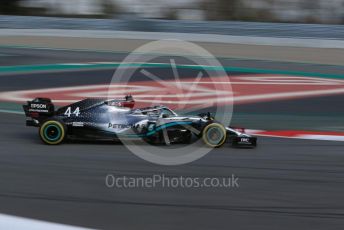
[23,96,257,148]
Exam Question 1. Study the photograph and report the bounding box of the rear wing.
[23,98,55,126]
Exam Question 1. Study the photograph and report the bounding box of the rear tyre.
[202,123,227,148]
[39,120,66,145]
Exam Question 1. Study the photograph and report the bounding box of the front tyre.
[39,120,66,145]
[202,123,227,148]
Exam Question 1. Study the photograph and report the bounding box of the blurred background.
[1,0,344,23]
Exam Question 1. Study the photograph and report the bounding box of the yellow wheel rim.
[202,123,227,148]
[39,120,65,145]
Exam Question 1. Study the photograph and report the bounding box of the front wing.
[229,136,257,148]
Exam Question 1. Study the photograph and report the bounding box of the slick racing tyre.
[202,123,227,148]
[39,120,66,145]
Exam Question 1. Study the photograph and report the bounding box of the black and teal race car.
[23,96,257,148]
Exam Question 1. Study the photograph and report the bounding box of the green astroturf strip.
[0,62,343,79]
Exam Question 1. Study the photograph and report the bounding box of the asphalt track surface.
[1,47,344,229]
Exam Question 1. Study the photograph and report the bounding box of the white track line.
[0,213,89,230]
[0,109,23,115]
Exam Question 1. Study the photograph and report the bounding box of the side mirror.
[162,114,169,118]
